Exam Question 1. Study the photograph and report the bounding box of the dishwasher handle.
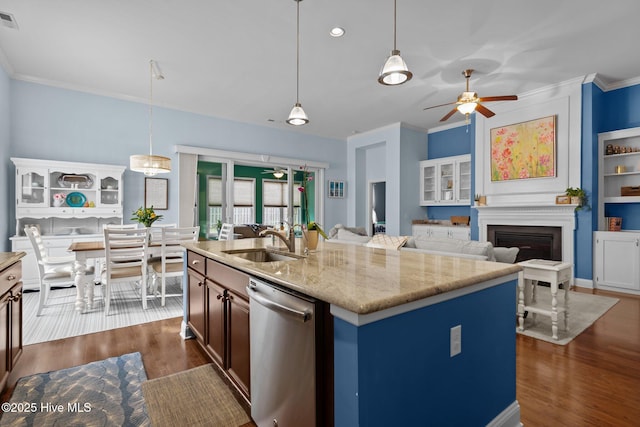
[247,286,311,323]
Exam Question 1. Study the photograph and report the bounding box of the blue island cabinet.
[331,276,521,427]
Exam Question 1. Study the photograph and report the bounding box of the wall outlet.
[450,325,462,357]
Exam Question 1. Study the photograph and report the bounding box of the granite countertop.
[184,239,521,315]
[0,252,26,271]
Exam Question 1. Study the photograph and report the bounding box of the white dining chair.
[148,226,200,306]
[102,227,150,315]
[25,225,95,316]
[218,223,234,241]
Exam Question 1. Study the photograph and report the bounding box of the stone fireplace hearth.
[476,205,576,264]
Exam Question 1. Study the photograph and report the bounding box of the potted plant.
[565,187,588,210]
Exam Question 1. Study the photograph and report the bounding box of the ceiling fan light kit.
[378,0,412,86]
[130,59,171,176]
[423,69,518,122]
[286,0,309,126]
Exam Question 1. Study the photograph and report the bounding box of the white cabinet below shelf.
[593,231,640,294]
[419,154,471,206]
[412,224,470,241]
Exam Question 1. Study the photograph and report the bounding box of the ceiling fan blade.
[478,95,518,103]
[423,101,456,111]
[440,108,459,122]
[475,103,495,118]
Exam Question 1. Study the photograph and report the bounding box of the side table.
[517,259,573,340]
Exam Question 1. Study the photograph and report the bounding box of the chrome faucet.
[260,227,296,253]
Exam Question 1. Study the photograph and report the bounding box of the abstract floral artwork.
[490,115,556,181]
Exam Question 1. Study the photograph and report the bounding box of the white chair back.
[149,226,200,306]
[218,223,234,241]
[102,227,150,315]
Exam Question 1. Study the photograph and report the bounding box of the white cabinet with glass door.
[419,154,471,206]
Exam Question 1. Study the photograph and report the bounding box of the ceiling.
[1,0,639,141]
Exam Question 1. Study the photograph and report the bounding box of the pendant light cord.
[295,0,300,104]
[148,60,154,157]
[393,0,397,51]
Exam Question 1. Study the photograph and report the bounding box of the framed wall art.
[328,180,345,198]
[490,115,556,181]
[145,177,168,210]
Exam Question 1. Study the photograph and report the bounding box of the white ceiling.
[1,0,639,141]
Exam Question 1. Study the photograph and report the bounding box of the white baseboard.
[574,277,594,289]
[180,320,195,340]
[487,401,522,427]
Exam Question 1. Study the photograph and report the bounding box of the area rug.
[23,282,183,345]
[516,290,619,345]
[142,364,251,427]
[0,352,149,426]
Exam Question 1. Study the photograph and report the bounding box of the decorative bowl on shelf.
[66,192,87,207]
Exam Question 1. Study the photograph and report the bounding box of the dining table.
[68,240,162,312]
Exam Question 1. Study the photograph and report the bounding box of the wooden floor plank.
[2,288,639,426]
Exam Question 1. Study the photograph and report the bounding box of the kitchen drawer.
[187,251,206,275]
[206,258,249,298]
[0,261,22,296]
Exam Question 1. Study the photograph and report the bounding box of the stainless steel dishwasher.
[248,277,317,427]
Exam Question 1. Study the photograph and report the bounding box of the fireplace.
[476,204,576,264]
[488,225,562,263]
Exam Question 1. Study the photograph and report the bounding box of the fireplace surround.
[477,205,576,264]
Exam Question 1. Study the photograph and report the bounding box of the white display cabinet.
[419,154,471,206]
[11,158,126,290]
[412,224,471,241]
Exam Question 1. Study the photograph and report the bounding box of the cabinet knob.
[216,294,224,300]
[191,259,200,265]
[198,281,203,287]
[6,275,15,281]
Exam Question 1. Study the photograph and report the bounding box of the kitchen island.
[183,238,522,427]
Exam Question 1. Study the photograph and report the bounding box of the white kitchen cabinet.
[593,231,640,294]
[11,158,126,290]
[412,224,470,241]
[419,154,471,206]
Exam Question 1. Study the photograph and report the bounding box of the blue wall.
[598,83,640,230]
[334,279,517,426]
[4,80,348,244]
[0,65,11,251]
[424,119,475,235]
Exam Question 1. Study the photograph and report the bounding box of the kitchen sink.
[222,248,305,263]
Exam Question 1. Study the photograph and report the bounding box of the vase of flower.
[53,193,65,207]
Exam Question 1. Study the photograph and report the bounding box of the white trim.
[486,401,522,427]
[427,119,468,134]
[574,277,594,290]
[174,144,329,169]
[330,274,519,326]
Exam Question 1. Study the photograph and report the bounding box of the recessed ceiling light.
[329,27,345,37]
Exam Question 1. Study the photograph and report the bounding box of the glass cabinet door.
[457,159,472,203]
[420,163,437,204]
[17,168,48,206]
[99,176,120,206]
[439,161,455,202]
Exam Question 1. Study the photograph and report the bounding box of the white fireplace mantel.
[475,204,577,263]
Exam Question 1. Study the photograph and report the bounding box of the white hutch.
[10,158,126,290]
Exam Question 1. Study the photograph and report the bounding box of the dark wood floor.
[3,288,639,426]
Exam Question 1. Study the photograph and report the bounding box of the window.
[262,180,301,226]
[207,177,255,235]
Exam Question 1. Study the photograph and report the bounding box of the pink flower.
[298,186,305,192]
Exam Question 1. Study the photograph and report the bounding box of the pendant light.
[378,0,412,86]
[130,60,171,175]
[286,0,309,126]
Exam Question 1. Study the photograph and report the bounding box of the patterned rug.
[0,352,149,426]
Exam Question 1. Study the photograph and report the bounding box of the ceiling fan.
[423,69,518,122]
[261,167,287,178]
